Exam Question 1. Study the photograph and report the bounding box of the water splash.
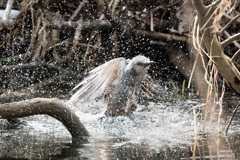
[67,99,198,149]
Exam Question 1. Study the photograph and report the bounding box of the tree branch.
[221,33,240,48]
[218,14,240,36]
[191,0,207,17]
[64,17,83,63]
[224,30,240,49]
[2,0,14,21]
[231,49,240,62]
[199,0,220,31]
[68,0,87,22]
[136,30,187,42]
[0,61,73,76]
[0,98,89,138]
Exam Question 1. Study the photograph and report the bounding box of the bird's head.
[130,55,155,75]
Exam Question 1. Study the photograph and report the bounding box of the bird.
[70,55,156,117]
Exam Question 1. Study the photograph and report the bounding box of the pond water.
[0,93,239,159]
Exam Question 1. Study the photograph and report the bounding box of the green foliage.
[2,58,11,64]
[170,80,180,94]
[170,79,193,100]
[76,63,80,69]
[182,80,185,99]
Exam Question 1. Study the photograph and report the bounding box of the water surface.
[0,94,239,159]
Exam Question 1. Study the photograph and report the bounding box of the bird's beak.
[144,61,155,67]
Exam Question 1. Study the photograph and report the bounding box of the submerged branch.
[0,98,89,138]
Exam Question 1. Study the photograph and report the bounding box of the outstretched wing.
[70,57,126,103]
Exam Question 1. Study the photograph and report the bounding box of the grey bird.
[70,55,156,117]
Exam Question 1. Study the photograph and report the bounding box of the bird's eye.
[136,62,143,66]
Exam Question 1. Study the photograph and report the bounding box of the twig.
[23,17,42,62]
[223,30,240,49]
[201,0,224,31]
[68,0,87,22]
[78,43,104,50]
[218,14,240,36]
[188,52,199,89]
[84,31,97,60]
[205,0,214,17]
[213,0,228,15]
[194,0,220,31]
[108,0,114,9]
[0,61,72,76]
[111,0,120,19]
[159,9,166,28]
[150,5,165,31]
[167,0,181,7]
[200,11,215,31]
[136,30,187,42]
[221,33,240,48]
[150,41,167,46]
[0,17,112,30]
[66,16,83,62]
[217,79,225,134]
[231,49,240,62]
[48,39,104,53]
[47,38,70,51]
[98,0,119,30]
[223,101,240,135]
[150,10,154,31]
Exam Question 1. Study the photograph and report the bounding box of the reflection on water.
[0,129,238,159]
[0,95,240,159]
[190,136,235,160]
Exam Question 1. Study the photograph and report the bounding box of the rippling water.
[0,94,240,159]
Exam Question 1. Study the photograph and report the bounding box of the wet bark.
[0,98,89,138]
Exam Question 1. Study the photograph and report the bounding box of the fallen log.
[0,98,89,138]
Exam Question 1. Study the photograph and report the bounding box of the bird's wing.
[70,57,126,103]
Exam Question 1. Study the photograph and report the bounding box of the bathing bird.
[70,55,156,116]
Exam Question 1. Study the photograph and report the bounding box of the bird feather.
[70,57,126,102]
